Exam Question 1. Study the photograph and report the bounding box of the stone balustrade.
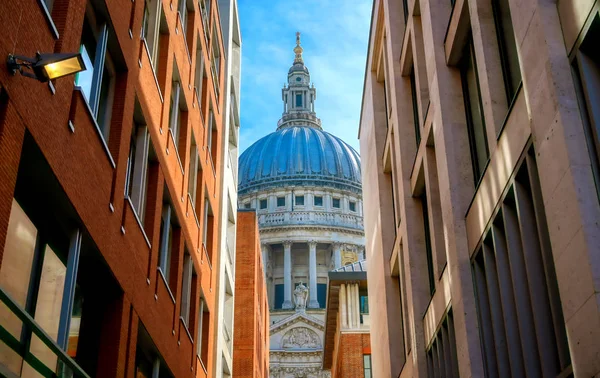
[258,210,363,230]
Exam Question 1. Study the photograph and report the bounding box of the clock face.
[296,77,302,82]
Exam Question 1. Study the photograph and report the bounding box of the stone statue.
[294,282,309,311]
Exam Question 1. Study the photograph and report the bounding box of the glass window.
[295,94,302,107]
[410,69,421,146]
[169,80,182,149]
[421,192,435,295]
[332,198,340,208]
[573,14,600,197]
[259,199,267,209]
[158,203,176,292]
[277,197,285,207]
[274,284,284,309]
[180,252,193,326]
[188,135,200,207]
[125,120,150,220]
[194,37,205,104]
[76,18,97,103]
[295,195,304,206]
[349,201,356,212]
[492,0,521,104]
[141,0,161,69]
[317,283,327,309]
[364,355,372,378]
[244,202,251,209]
[461,39,489,184]
[314,196,323,207]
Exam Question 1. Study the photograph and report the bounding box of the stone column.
[282,241,293,309]
[332,242,342,269]
[340,283,348,329]
[308,240,319,308]
[261,243,270,279]
[346,283,353,327]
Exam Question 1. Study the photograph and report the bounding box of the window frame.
[313,195,323,207]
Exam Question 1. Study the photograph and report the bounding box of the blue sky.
[237,0,372,154]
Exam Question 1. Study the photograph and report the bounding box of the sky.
[237,0,372,154]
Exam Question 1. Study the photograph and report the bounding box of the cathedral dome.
[238,126,361,194]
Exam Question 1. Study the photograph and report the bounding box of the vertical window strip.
[460,40,489,184]
[410,69,421,146]
[491,0,521,104]
[472,151,571,378]
[421,190,435,295]
[426,310,459,378]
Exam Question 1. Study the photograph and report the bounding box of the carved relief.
[341,250,358,266]
[281,327,322,349]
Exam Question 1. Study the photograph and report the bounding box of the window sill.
[73,87,116,169]
[142,39,164,103]
[167,129,185,175]
[179,316,194,343]
[37,0,59,39]
[125,196,151,248]
[157,267,176,304]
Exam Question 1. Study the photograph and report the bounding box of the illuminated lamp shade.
[33,53,86,81]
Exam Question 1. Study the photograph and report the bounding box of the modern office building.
[359,0,600,377]
[237,34,365,378]
[233,210,269,378]
[0,0,229,376]
[322,261,371,378]
[213,0,241,377]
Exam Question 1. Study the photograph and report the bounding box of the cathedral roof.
[238,126,361,194]
[238,33,362,194]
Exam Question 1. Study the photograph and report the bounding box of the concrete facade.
[213,0,241,376]
[359,0,600,377]
[233,210,269,378]
[0,0,228,376]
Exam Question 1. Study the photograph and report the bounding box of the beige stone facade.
[359,0,600,377]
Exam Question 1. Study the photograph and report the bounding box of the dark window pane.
[422,192,435,295]
[295,195,304,206]
[492,0,521,103]
[349,201,356,212]
[277,197,285,207]
[260,199,267,209]
[332,198,340,208]
[296,94,302,107]
[317,283,327,308]
[461,41,489,183]
[274,284,284,309]
[314,196,323,206]
[410,69,421,146]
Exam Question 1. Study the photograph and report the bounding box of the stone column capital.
[308,240,318,249]
[261,242,270,251]
[282,240,293,249]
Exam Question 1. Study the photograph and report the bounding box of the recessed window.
[277,196,285,207]
[492,0,521,104]
[349,201,356,212]
[314,196,323,207]
[125,107,151,222]
[332,198,341,208]
[76,8,117,143]
[259,199,267,209]
[296,93,302,107]
[295,195,304,206]
[410,68,421,146]
[158,201,178,293]
[364,355,372,378]
[180,251,197,328]
[460,38,489,184]
[244,202,251,209]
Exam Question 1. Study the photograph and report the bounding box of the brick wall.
[233,211,269,378]
[333,333,371,378]
[0,0,227,376]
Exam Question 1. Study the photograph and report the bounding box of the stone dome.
[238,126,362,194]
[288,62,310,75]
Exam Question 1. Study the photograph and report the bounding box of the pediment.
[270,312,325,335]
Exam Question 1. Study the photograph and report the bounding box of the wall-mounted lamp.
[7,52,85,82]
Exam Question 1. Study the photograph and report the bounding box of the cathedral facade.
[238,34,365,378]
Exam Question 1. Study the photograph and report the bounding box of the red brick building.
[0,0,226,376]
[233,211,269,378]
[323,261,371,378]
